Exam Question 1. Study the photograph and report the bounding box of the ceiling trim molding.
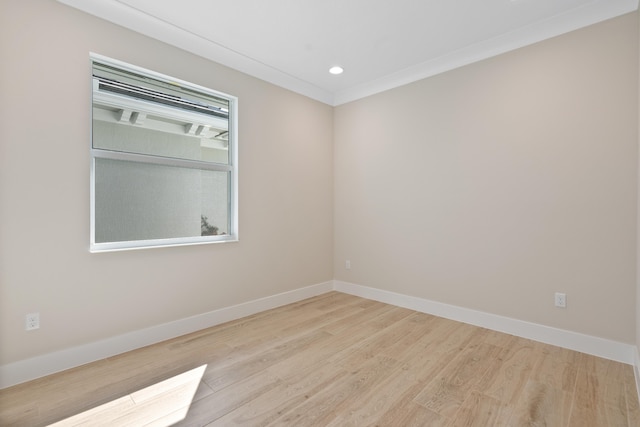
[333,0,639,105]
[58,0,637,106]
[57,0,334,104]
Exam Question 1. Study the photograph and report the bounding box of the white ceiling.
[58,0,637,105]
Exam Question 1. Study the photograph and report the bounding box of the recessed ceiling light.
[329,66,344,75]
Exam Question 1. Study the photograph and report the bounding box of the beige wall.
[0,0,333,365]
[334,13,639,343]
[1,0,638,370]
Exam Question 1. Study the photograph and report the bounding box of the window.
[90,54,238,252]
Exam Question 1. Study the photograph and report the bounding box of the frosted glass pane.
[94,158,229,243]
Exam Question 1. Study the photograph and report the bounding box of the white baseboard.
[334,280,637,366]
[2,279,637,390]
[0,281,333,389]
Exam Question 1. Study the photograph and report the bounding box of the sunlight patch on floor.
[48,364,207,426]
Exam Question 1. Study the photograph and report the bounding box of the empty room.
[1,0,639,425]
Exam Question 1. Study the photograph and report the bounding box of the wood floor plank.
[320,364,425,426]
[178,292,342,348]
[171,369,283,426]
[47,395,137,426]
[0,359,114,426]
[270,355,398,426]
[376,312,438,357]
[107,379,207,426]
[276,302,369,338]
[319,301,395,335]
[387,317,478,383]
[0,292,637,427]
[260,311,398,383]
[626,380,640,427]
[569,368,630,427]
[381,399,450,427]
[306,291,363,311]
[205,364,348,426]
[529,343,579,393]
[329,309,419,371]
[202,330,333,392]
[143,381,214,427]
[447,391,513,427]
[359,378,448,426]
[508,380,573,426]
[603,380,633,427]
[475,336,537,405]
[413,342,503,418]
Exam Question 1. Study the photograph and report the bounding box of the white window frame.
[90,53,238,252]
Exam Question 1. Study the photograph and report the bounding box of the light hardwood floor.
[1,292,638,426]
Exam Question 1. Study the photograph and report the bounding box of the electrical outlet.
[554,293,566,308]
[26,313,40,331]
[345,260,351,270]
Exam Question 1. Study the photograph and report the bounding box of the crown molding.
[333,0,639,105]
[57,0,638,106]
[57,0,334,104]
